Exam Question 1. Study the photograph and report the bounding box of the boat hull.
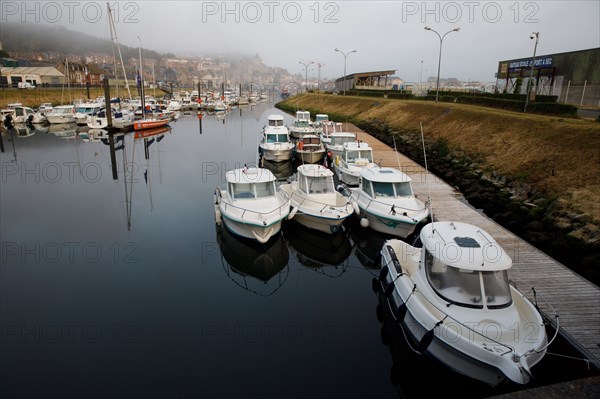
[261,147,293,162]
[357,210,418,238]
[292,212,346,234]
[47,115,75,124]
[134,119,169,131]
[221,214,282,244]
[335,166,360,186]
[295,150,326,164]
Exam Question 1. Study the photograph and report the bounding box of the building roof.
[335,70,396,82]
[0,66,65,77]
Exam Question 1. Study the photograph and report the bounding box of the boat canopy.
[267,114,285,127]
[225,168,276,184]
[360,167,411,183]
[297,164,333,178]
[295,111,310,120]
[420,222,512,271]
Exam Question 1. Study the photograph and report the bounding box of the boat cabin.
[315,114,329,123]
[226,168,277,200]
[13,107,34,118]
[420,222,513,310]
[343,142,373,164]
[359,167,413,198]
[296,165,335,195]
[295,110,311,121]
[329,132,356,146]
[267,114,285,128]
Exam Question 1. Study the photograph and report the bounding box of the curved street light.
[334,48,357,95]
[424,26,460,102]
[299,61,314,92]
[524,32,540,112]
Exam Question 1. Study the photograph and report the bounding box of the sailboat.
[133,39,169,131]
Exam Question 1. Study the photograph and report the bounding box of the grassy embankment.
[0,87,168,109]
[277,93,600,223]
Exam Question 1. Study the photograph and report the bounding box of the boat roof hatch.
[226,168,276,184]
[420,221,512,271]
[360,167,411,183]
[267,114,284,121]
[297,164,333,178]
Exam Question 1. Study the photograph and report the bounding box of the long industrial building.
[496,47,600,107]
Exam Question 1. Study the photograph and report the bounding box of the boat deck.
[341,122,600,368]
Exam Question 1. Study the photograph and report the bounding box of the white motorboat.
[325,131,357,160]
[259,114,294,162]
[333,141,376,186]
[86,107,135,129]
[294,134,327,164]
[47,105,76,124]
[167,99,182,112]
[375,221,554,386]
[10,106,47,124]
[74,102,103,125]
[279,164,354,234]
[214,167,291,244]
[313,113,329,134]
[348,166,429,238]
[37,103,53,113]
[319,120,344,146]
[289,110,316,139]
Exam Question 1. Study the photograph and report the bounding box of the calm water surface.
[0,102,594,398]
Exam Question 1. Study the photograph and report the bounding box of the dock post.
[103,78,113,129]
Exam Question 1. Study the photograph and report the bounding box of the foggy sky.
[3,0,599,82]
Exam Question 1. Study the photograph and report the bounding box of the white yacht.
[294,134,327,164]
[46,105,76,124]
[333,141,376,186]
[214,167,291,244]
[376,221,554,386]
[279,165,353,234]
[74,102,103,125]
[259,114,294,162]
[348,166,429,238]
[325,132,357,160]
[289,110,316,139]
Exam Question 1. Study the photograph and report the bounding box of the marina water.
[0,102,594,398]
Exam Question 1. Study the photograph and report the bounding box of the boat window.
[372,181,395,197]
[269,119,276,127]
[362,178,374,197]
[232,183,255,199]
[266,134,279,143]
[299,176,307,193]
[255,182,275,198]
[274,119,283,127]
[308,176,333,194]
[15,108,24,117]
[295,120,309,128]
[425,250,484,309]
[394,182,413,196]
[481,270,513,309]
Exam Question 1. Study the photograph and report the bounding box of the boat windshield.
[294,120,310,128]
[346,150,373,163]
[269,119,284,127]
[301,176,334,194]
[230,182,275,200]
[425,250,513,309]
[371,181,413,197]
[266,133,288,143]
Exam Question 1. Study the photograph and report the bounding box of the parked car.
[18,82,36,89]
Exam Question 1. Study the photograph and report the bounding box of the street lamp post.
[524,32,540,113]
[299,61,314,92]
[334,48,357,95]
[424,26,460,102]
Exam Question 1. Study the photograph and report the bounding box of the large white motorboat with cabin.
[333,141,376,186]
[214,167,291,244]
[87,107,135,129]
[289,110,316,139]
[294,134,327,164]
[46,105,76,124]
[348,166,429,238]
[259,114,294,162]
[375,221,554,386]
[74,102,103,125]
[279,164,353,234]
[325,131,357,160]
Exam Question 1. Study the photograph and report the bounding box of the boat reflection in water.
[216,224,289,296]
[48,122,78,139]
[283,220,352,277]
[261,158,294,181]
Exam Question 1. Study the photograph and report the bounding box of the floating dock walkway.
[340,122,600,368]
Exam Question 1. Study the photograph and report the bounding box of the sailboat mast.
[138,37,145,113]
[107,2,131,99]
